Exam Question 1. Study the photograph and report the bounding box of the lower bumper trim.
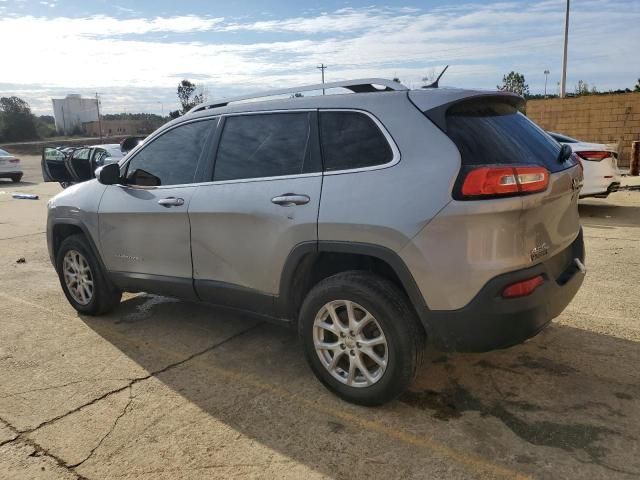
[424,230,585,352]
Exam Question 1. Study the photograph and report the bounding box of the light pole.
[317,64,327,95]
[560,0,570,98]
[157,101,164,117]
[544,70,550,97]
[95,92,103,142]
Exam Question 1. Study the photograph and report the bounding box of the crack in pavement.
[0,322,262,478]
[1,436,90,480]
[22,321,263,435]
[69,385,135,469]
[0,231,46,241]
[0,378,135,400]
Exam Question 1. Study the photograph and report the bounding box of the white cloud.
[1,1,638,114]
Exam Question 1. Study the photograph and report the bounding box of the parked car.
[42,142,138,188]
[45,79,585,405]
[0,148,23,183]
[547,131,621,198]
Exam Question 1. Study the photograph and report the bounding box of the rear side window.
[319,111,393,171]
[214,112,314,181]
[446,100,575,173]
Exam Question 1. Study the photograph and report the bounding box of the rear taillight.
[576,151,612,162]
[460,166,549,199]
[502,275,545,298]
[9,158,20,163]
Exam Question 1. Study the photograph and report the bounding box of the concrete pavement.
[0,156,639,479]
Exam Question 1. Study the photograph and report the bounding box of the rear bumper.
[580,181,620,199]
[0,171,22,177]
[425,229,585,352]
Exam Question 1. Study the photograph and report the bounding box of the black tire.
[11,175,22,183]
[299,271,425,406]
[56,234,121,315]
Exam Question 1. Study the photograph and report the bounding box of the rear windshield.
[446,100,576,173]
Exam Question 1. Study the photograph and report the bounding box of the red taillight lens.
[9,158,20,163]
[576,151,612,162]
[461,166,549,198]
[502,275,545,298]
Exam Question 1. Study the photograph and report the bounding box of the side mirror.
[95,162,121,185]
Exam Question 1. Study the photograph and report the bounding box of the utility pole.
[95,92,103,141]
[317,64,327,95]
[544,70,550,97]
[560,0,570,98]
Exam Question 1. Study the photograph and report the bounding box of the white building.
[52,94,99,135]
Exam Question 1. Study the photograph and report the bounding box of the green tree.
[0,96,38,142]
[497,71,530,96]
[634,78,640,92]
[177,79,204,114]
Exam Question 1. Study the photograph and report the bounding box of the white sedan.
[547,132,621,198]
[0,148,23,183]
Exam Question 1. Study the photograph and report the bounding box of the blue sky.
[0,0,638,114]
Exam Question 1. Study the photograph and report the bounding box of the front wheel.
[299,271,425,406]
[56,234,121,315]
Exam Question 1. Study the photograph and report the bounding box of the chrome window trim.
[318,108,401,176]
[118,108,400,189]
[192,171,322,187]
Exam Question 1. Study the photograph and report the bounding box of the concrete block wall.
[526,92,640,167]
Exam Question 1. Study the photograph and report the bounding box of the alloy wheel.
[62,249,94,305]
[313,300,388,388]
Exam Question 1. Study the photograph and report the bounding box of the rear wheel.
[11,175,22,183]
[56,234,121,315]
[299,271,425,406]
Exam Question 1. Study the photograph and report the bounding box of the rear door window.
[213,112,315,181]
[445,100,576,173]
[319,111,393,171]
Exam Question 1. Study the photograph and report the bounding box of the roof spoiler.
[422,93,525,132]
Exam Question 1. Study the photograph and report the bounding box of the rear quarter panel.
[401,166,583,310]
[318,93,459,250]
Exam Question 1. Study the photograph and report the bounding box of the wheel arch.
[49,219,106,273]
[278,241,430,332]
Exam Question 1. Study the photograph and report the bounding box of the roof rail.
[187,78,408,114]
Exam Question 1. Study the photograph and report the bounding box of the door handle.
[158,197,185,207]
[271,194,310,206]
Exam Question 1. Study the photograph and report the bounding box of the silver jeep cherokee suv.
[46,79,585,405]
